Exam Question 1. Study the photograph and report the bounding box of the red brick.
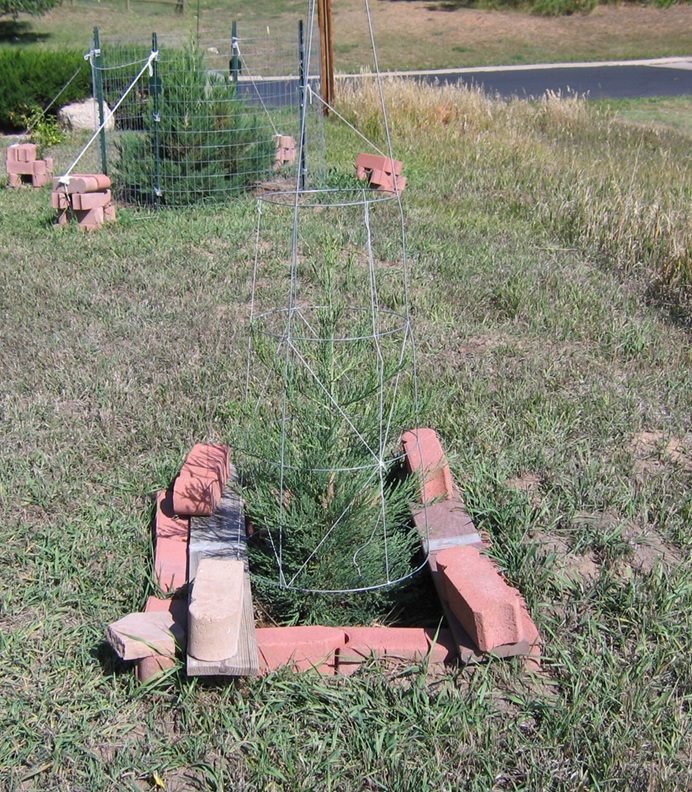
[6,159,34,175]
[156,490,189,542]
[72,189,111,210]
[31,173,50,188]
[135,597,187,683]
[16,143,37,163]
[53,173,111,193]
[51,191,70,210]
[256,626,345,674]
[355,153,403,177]
[75,206,105,229]
[436,546,523,652]
[172,443,230,516]
[339,626,456,675]
[136,653,176,683]
[154,537,188,593]
[402,428,455,503]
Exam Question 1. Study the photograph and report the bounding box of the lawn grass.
[1,82,691,789]
[2,0,691,71]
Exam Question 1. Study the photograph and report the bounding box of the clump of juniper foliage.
[114,44,275,207]
[237,248,423,626]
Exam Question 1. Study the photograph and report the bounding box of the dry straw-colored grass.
[338,77,691,299]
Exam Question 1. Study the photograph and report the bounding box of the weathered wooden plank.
[186,468,259,676]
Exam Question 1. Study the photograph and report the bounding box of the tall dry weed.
[336,77,691,298]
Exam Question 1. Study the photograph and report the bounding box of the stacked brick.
[52,174,116,230]
[356,152,406,193]
[106,433,541,683]
[402,428,540,665]
[5,143,53,188]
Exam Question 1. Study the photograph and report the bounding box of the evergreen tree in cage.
[238,249,422,626]
[114,44,275,206]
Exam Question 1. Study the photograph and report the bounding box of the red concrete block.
[339,626,456,675]
[436,546,523,652]
[6,145,18,162]
[54,209,69,226]
[53,173,112,194]
[256,626,346,674]
[413,497,483,560]
[156,490,189,542]
[6,159,33,175]
[356,153,403,177]
[51,191,70,210]
[44,157,54,173]
[154,536,188,593]
[72,189,112,211]
[136,653,176,683]
[402,428,455,503]
[172,443,230,517]
[8,172,21,188]
[18,143,38,162]
[31,173,50,188]
[104,203,116,223]
[74,206,104,230]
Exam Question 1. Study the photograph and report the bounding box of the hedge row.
[0,48,92,132]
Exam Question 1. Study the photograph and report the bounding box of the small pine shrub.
[113,45,275,206]
[238,249,422,625]
[0,48,91,132]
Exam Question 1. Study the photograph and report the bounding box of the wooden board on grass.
[186,468,259,676]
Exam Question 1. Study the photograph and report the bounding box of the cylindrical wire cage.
[241,185,427,595]
[92,24,325,207]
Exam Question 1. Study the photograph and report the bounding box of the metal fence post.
[151,32,162,210]
[231,21,240,85]
[92,27,108,176]
[299,19,307,190]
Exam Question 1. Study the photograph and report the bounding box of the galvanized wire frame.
[242,0,429,595]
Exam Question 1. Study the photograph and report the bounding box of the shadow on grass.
[0,20,52,44]
[378,0,476,10]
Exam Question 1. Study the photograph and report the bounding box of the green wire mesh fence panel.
[94,25,324,208]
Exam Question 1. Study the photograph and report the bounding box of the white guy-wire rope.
[58,49,159,184]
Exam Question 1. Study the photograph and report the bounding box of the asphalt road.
[240,58,692,107]
[404,58,692,100]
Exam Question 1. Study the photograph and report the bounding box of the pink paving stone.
[339,626,456,675]
[402,428,455,503]
[436,545,523,653]
[154,537,188,593]
[172,443,230,517]
[156,489,189,542]
[256,626,346,675]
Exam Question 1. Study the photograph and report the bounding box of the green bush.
[0,48,91,132]
[113,45,275,206]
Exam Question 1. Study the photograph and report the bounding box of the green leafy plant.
[23,108,65,152]
[113,44,275,207]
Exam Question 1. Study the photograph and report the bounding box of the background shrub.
[0,47,91,132]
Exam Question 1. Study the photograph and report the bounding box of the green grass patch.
[1,81,690,789]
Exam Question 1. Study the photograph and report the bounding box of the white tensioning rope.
[58,49,159,185]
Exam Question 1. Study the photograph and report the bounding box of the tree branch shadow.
[0,20,52,44]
